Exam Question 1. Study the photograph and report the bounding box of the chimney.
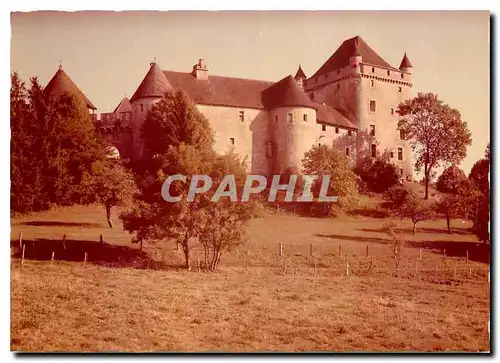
[192,59,209,81]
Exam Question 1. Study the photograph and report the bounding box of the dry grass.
[10,202,490,352]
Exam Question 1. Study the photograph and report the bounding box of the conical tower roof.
[130,62,173,102]
[44,66,96,110]
[113,97,132,113]
[399,52,413,69]
[294,65,307,80]
[262,75,316,109]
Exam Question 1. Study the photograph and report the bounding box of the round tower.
[129,61,172,160]
[399,52,413,82]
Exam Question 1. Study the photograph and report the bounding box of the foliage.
[121,91,256,269]
[468,145,490,242]
[436,165,467,194]
[436,194,469,234]
[301,144,359,216]
[83,161,138,228]
[10,72,108,214]
[384,185,434,234]
[355,156,400,193]
[397,93,472,199]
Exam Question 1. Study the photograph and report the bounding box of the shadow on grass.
[347,208,390,219]
[10,238,185,270]
[314,233,490,264]
[20,221,102,228]
[358,227,473,236]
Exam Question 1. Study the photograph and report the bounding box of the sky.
[10,10,490,175]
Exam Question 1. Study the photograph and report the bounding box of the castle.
[44,36,414,180]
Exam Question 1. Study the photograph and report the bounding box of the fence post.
[346,260,349,276]
[283,259,287,275]
[369,259,373,273]
[84,252,87,265]
[309,244,313,257]
[419,248,422,261]
[453,265,456,279]
[277,204,280,213]
[443,249,446,259]
[198,260,201,273]
[21,244,26,265]
[339,244,343,258]
[415,260,419,275]
[469,265,472,278]
[19,233,23,250]
[51,251,55,265]
[162,251,165,262]
[279,242,283,257]
[100,234,103,244]
[314,261,318,278]
[62,234,67,250]
[365,245,369,257]
[466,250,469,263]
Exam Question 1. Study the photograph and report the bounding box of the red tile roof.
[311,36,398,78]
[316,103,357,130]
[162,70,274,109]
[44,67,96,110]
[130,63,173,102]
[294,65,307,80]
[399,52,413,69]
[261,75,316,109]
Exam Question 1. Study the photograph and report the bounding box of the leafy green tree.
[397,93,472,199]
[384,185,434,234]
[436,165,467,194]
[355,156,400,193]
[10,73,107,213]
[469,144,490,242]
[301,144,359,215]
[84,161,138,228]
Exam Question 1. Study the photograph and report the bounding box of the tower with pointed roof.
[44,65,97,114]
[303,36,414,180]
[129,61,173,158]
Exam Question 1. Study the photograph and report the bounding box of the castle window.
[371,67,375,73]
[390,151,394,158]
[371,144,377,158]
[335,127,339,134]
[303,114,307,122]
[398,147,403,160]
[230,137,235,145]
[322,124,326,132]
[369,100,376,112]
[398,86,402,93]
[370,125,375,136]
[348,130,352,136]
[401,73,404,79]
[387,70,391,76]
[288,113,293,123]
[345,147,350,157]
[390,107,394,115]
[140,104,144,113]
[370,80,374,87]
[239,111,244,122]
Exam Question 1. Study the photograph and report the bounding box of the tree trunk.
[424,168,429,200]
[139,238,143,251]
[447,216,452,234]
[412,222,417,235]
[182,237,191,270]
[105,204,113,228]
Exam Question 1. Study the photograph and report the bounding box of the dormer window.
[140,104,144,113]
[387,70,391,76]
[401,73,404,79]
[239,111,244,122]
[335,127,339,134]
[288,113,293,123]
[303,114,308,122]
[322,124,326,132]
[371,67,375,73]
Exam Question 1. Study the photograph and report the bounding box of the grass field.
[10,202,491,352]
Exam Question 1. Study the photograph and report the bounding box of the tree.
[436,194,469,234]
[121,91,256,270]
[10,73,108,213]
[436,165,467,194]
[469,145,490,242]
[384,185,434,234]
[85,161,138,228]
[355,156,400,193]
[301,144,359,215]
[397,93,472,199]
